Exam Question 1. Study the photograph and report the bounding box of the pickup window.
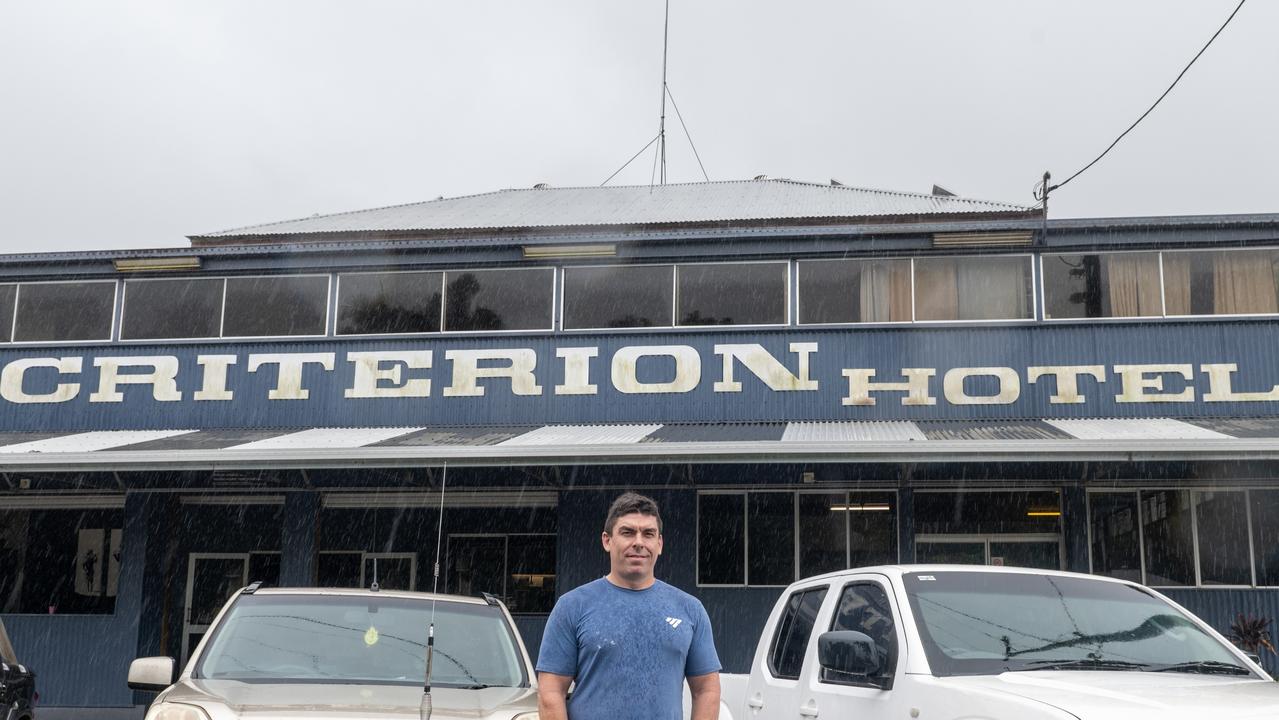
[825,582,897,683]
[767,586,828,680]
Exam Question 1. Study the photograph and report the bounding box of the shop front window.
[913,490,1061,570]
[0,507,123,614]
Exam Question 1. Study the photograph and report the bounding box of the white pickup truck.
[710,565,1279,720]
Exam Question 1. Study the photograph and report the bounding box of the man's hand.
[688,671,721,720]
[537,671,573,720]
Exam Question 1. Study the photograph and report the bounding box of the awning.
[1,418,1279,471]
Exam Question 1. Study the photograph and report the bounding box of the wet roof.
[191,179,1035,241]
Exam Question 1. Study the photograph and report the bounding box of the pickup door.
[743,573,911,720]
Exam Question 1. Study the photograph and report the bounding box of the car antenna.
[421,462,448,720]
[371,557,380,592]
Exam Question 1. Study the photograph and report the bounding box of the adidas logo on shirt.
[665,617,683,629]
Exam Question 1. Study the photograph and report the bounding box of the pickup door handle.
[799,699,819,718]
[746,693,765,710]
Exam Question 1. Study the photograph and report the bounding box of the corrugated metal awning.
[1,419,1279,471]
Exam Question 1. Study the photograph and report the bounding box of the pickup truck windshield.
[902,572,1251,677]
[193,594,527,687]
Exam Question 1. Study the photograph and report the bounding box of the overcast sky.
[1,1,1275,253]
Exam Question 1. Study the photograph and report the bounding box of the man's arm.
[687,671,721,720]
[538,671,574,720]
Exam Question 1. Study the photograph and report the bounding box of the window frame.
[9,279,119,345]
[766,584,830,681]
[820,577,902,688]
[559,261,677,332]
[910,253,1038,325]
[444,531,557,615]
[674,260,791,330]
[0,497,126,616]
[1038,249,1167,323]
[441,266,557,335]
[219,273,333,341]
[119,276,228,342]
[1159,246,1279,320]
[0,282,17,343]
[795,256,915,328]
[1086,487,1265,589]
[333,269,446,338]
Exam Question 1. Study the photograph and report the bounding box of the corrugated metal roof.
[1044,418,1231,441]
[194,179,1034,239]
[782,421,926,442]
[0,429,196,454]
[228,427,424,450]
[498,424,662,446]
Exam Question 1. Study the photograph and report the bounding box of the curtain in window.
[1106,253,1162,316]
[957,259,1027,320]
[859,261,912,322]
[1163,253,1192,315]
[914,260,959,321]
[1213,250,1277,315]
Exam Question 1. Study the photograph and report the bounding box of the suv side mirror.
[127,657,176,691]
[818,630,881,678]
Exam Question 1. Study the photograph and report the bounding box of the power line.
[1039,0,1248,200]
[600,132,661,186]
[666,84,710,182]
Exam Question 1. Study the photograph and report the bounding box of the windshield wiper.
[1016,658,1150,672]
[1151,661,1252,676]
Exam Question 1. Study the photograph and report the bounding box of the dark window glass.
[13,281,115,342]
[827,583,897,682]
[749,493,795,586]
[677,263,786,326]
[1042,253,1162,319]
[444,269,553,331]
[508,534,556,614]
[800,493,847,577]
[1163,250,1279,316]
[0,284,15,341]
[768,587,828,679]
[698,494,745,585]
[121,278,224,340]
[448,536,505,598]
[317,552,362,588]
[1089,492,1142,581]
[799,259,911,324]
[563,265,673,329]
[1141,490,1195,586]
[337,272,442,335]
[363,556,415,591]
[914,256,1033,321]
[1251,490,1279,586]
[0,508,122,614]
[848,492,898,567]
[914,491,1060,535]
[223,276,328,337]
[1195,491,1251,586]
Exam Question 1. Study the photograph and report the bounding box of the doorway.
[183,551,279,664]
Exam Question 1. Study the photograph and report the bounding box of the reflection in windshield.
[902,572,1251,676]
[194,594,526,687]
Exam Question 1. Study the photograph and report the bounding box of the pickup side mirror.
[127,657,176,692]
[817,631,881,678]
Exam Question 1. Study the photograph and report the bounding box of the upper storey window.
[337,271,443,335]
[799,258,911,324]
[443,268,554,332]
[12,281,116,342]
[122,278,224,340]
[914,255,1033,321]
[121,275,329,340]
[563,265,674,330]
[1042,252,1162,319]
[676,262,787,327]
[1163,249,1279,316]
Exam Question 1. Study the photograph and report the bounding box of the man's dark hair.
[604,492,662,534]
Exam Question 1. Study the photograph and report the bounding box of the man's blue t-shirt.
[536,577,720,720]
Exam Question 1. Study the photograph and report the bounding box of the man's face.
[601,512,663,582]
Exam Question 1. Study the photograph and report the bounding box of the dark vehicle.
[0,619,36,720]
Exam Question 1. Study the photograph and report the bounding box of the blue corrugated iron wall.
[1160,588,1279,676]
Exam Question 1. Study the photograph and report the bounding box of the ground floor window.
[0,506,122,614]
[913,490,1062,570]
[1089,489,1262,587]
[697,490,897,586]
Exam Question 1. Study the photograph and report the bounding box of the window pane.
[317,553,362,588]
[0,508,122,614]
[914,491,1060,535]
[799,259,911,324]
[848,492,898,567]
[768,587,828,679]
[444,269,553,331]
[223,276,328,337]
[508,535,556,614]
[1141,490,1195,586]
[563,265,673,329]
[1195,491,1251,586]
[1042,253,1162,319]
[0,284,14,341]
[1164,250,1279,316]
[749,493,794,585]
[122,278,223,340]
[677,263,786,326]
[698,494,745,585]
[13,281,115,342]
[337,272,442,335]
[828,583,896,680]
[914,256,1032,321]
[1089,492,1142,581]
[799,493,846,577]
[1251,490,1279,586]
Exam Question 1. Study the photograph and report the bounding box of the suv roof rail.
[481,592,501,607]
[243,581,264,594]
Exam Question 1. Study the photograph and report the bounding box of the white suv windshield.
[902,572,1252,677]
[194,594,526,687]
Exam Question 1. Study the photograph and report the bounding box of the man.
[537,492,721,720]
